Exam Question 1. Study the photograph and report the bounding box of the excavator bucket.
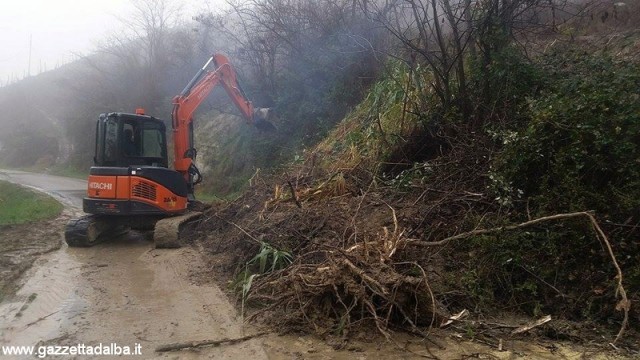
[253,108,277,132]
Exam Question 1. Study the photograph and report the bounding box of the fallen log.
[155,332,267,352]
[511,315,552,335]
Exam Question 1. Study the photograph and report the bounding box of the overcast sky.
[0,0,224,86]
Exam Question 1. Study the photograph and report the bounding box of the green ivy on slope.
[477,50,640,320]
[497,50,640,220]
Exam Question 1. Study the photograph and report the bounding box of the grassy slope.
[0,180,63,225]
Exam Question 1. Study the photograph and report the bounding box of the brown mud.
[0,170,266,358]
[0,228,266,358]
[0,211,69,301]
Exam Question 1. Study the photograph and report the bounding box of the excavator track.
[65,215,130,247]
[66,212,201,248]
[153,211,202,249]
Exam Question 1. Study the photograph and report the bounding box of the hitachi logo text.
[89,182,113,190]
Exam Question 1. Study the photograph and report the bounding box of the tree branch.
[409,211,630,344]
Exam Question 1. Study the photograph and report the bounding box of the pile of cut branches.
[245,206,448,337]
[192,135,634,347]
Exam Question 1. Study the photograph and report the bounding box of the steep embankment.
[187,36,640,354]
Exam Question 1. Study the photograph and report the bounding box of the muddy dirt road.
[0,169,266,359]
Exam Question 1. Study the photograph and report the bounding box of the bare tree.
[194,0,388,125]
[360,0,575,126]
[89,0,190,112]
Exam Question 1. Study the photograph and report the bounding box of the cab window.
[104,118,118,162]
[141,127,163,157]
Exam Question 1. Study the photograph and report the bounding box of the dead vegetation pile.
[188,130,636,350]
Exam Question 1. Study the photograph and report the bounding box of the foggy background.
[0,0,228,85]
[0,0,632,196]
[0,0,388,196]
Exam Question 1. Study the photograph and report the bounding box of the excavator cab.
[83,111,188,218]
[94,112,168,168]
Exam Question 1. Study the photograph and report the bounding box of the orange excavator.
[65,54,273,247]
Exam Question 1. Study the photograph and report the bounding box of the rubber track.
[154,211,202,249]
[65,215,127,247]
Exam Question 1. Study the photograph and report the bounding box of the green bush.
[458,221,610,319]
[482,50,640,320]
[497,51,640,219]
[470,45,544,127]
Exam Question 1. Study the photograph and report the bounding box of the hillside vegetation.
[192,40,639,347]
[0,0,638,352]
[187,0,639,350]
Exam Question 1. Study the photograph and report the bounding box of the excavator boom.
[171,54,273,195]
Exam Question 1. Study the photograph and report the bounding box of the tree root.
[155,332,267,352]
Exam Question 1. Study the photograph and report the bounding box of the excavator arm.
[171,54,272,196]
